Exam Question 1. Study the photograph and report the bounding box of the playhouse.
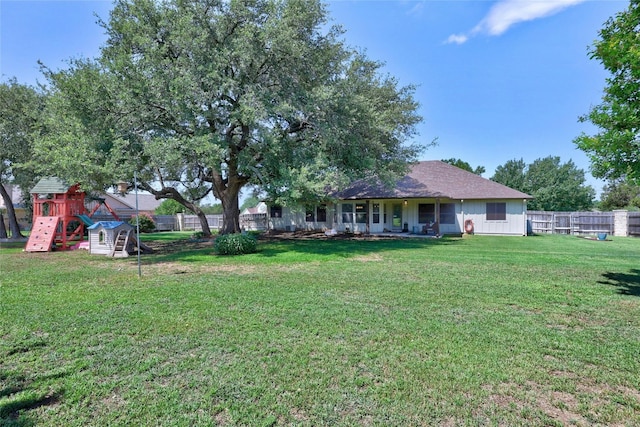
[25,177,121,252]
[26,178,87,251]
[87,221,135,257]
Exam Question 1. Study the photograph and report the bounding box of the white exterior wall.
[269,199,528,236]
[88,224,132,255]
[460,199,527,236]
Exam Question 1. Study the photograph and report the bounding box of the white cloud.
[445,0,586,44]
[446,33,469,45]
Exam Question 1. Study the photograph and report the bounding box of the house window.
[486,202,506,221]
[270,205,282,218]
[305,206,315,222]
[342,203,353,223]
[439,203,456,224]
[98,230,106,245]
[418,203,435,223]
[372,203,380,224]
[317,204,327,222]
[355,203,367,223]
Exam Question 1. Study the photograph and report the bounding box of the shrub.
[214,233,257,255]
[129,213,156,233]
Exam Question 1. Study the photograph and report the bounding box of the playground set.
[25,177,151,256]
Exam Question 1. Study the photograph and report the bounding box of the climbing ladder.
[25,216,61,252]
[111,229,132,258]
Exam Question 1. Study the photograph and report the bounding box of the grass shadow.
[145,235,461,264]
[0,391,62,426]
[256,235,459,258]
[598,269,640,296]
[1,341,65,426]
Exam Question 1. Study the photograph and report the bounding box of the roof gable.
[338,161,532,200]
[30,177,78,194]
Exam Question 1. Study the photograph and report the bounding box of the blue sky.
[0,0,629,196]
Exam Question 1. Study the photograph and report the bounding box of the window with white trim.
[486,202,506,221]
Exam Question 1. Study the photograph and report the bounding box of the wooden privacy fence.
[177,213,268,232]
[527,210,639,237]
[629,212,640,237]
[178,214,223,231]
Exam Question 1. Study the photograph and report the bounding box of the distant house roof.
[30,177,76,194]
[337,161,532,200]
[102,193,163,212]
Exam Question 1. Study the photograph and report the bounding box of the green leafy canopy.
[36,0,425,234]
[575,1,640,183]
[491,156,595,211]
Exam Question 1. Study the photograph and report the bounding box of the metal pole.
[135,171,141,278]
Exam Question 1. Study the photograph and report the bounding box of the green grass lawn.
[1,233,639,426]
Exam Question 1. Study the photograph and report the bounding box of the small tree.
[575,1,640,183]
[600,178,640,211]
[155,199,190,215]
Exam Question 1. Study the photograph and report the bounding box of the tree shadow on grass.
[258,235,459,257]
[598,269,640,296]
[0,390,62,426]
[1,341,65,426]
[147,235,461,264]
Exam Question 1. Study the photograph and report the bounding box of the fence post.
[176,213,184,232]
[613,210,628,237]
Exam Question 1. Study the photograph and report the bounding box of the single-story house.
[241,201,268,216]
[268,160,533,236]
[86,192,163,219]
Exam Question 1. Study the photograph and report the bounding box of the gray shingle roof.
[337,161,532,200]
[30,177,74,194]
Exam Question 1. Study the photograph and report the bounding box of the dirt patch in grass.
[143,238,215,254]
[481,377,640,426]
[143,261,259,275]
[352,253,383,262]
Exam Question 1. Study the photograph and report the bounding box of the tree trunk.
[0,213,7,239]
[192,206,213,237]
[0,183,24,239]
[220,189,241,235]
[139,182,213,237]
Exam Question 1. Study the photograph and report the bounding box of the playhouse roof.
[30,177,75,194]
[87,221,132,230]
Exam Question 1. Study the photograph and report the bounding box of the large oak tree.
[575,0,640,183]
[38,0,423,235]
